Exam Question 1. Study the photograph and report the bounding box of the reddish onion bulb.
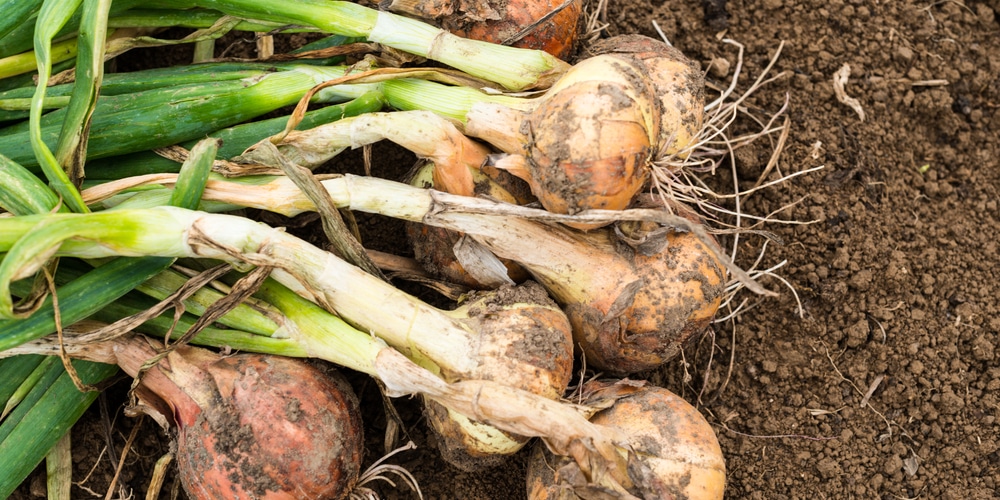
[452,0,583,60]
[111,337,364,500]
[384,0,583,60]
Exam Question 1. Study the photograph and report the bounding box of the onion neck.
[464,102,530,155]
[108,337,208,429]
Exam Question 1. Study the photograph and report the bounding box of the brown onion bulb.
[572,197,725,373]
[467,35,705,228]
[384,0,582,60]
[526,380,725,499]
[422,281,576,470]
[453,0,583,60]
[454,196,725,374]
[563,226,725,374]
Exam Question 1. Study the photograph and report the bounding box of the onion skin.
[526,380,726,500]
[113,338,364,500]
[589,34,706,159]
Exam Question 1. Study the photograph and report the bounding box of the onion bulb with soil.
[87,336,364,500]
[415,281,576,470]
[405,160,533,289]
[378,34,705,226]
[525,380,725,500]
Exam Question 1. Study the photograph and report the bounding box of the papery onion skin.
[162,351,364,500]
[423,282,575,470]
[526,381,726,500]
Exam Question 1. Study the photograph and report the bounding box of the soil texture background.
[10,0,1000,498]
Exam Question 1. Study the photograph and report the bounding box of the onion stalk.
[154,0,569,91]
[112,172,735,373]
[0,63,377,169]
[0,210,650,493]
[0,206,576,467]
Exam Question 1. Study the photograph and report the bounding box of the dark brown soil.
[10,0,1000,498]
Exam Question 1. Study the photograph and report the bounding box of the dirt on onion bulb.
[417,282,575,469]
[99,336,364,500]
[422,34,705,227]
[526,380,726,500]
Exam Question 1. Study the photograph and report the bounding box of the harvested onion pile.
[0,1,794,498]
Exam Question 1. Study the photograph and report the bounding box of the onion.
[91,336,364,500]
[252,34,702,227]
[10,177,576,468]
[405,160,533,289]
[587,34,708,161]
[384,0,584,60]
[416,282,574,469]
[468,204,726,374]
[526,380,725,500]
[152,173,724,374]
[92,173,727,374]
[240,36,702,227]
[380,34,706,226]
[454,0,582,60]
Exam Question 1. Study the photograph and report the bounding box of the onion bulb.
[455,0,582,60]
[383,0,583,60]
[380,34,705,228]
[526,380,725,499]
[95,336,364,500]
[405,160,533,289]
[419,282,574,469]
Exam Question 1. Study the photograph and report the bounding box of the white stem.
[39,206,480,376]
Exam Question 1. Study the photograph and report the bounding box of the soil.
[8,0,1000,498]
